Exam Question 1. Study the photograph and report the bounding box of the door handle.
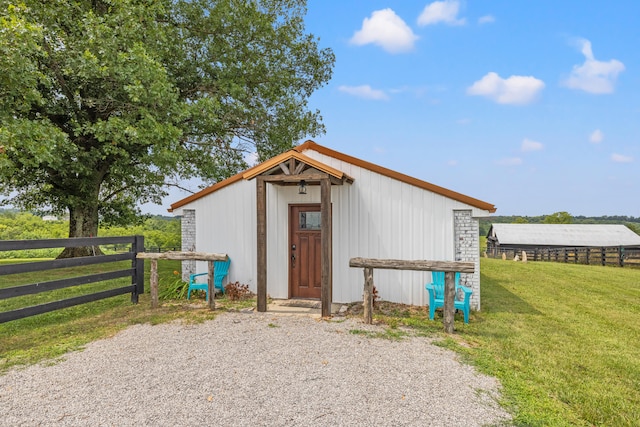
[291,253,296,267]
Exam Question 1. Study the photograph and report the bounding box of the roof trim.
[295,140,496,213]
[169,140,496,213]
[168,170,244,212]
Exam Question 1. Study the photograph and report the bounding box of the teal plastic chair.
[186,257,231,300]
[425,271,472,323]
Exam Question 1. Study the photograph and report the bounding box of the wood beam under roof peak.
[243,150,353,184]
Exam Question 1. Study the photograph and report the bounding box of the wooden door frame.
[257,176,334,317]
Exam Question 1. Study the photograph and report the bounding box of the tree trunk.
[56,203,104,258]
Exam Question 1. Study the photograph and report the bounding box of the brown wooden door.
[289,204,322,299]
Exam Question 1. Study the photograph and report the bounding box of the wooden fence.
[349,257,475,333]
[489,246,640,268]
[0,236,144,323]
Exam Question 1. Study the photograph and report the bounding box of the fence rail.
[0,236,144,323]
[487,246,640,268]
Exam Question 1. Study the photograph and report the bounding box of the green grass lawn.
[370,258,640,426]
[1,257,639,426]
[469,258,640,426]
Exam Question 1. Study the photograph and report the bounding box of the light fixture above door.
[298,180,307,194]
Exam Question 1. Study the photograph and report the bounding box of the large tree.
[0,0,334,256]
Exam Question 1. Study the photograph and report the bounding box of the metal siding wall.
[185,180,257,293]
[304,150,467,305]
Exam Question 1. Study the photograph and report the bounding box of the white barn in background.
[169,141,496,311]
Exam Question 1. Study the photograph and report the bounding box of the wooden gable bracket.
[275,160,329,183]
[260,171,346,186]
[244,151,353,186]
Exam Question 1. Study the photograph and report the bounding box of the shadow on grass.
[481,279,542,316]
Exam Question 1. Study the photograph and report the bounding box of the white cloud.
[496,157,523,166]
[467,72,545,105]
[521,138,543,152]
[418,0,466,26]
[350,9,418,54]
[611,153,633,163]
[447,159,458,166]
[478,15,495,24]
[589,129,604,144]
[563,39,625,94]
[338,85,389,100]
[456,118,471,125]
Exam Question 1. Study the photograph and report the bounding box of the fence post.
[601,247,606,266]
[207,260,215,310]
[132,235,145,304]
[443,272,456,334]
[619,246,624,267]
[150,259,159,308]
[363,267,374,325]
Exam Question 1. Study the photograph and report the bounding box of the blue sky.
[151,0,639,217]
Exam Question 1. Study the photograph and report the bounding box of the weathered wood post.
[207,260,215,310]
[150,259,159,309]
[363,267,374,324]
[320,177,332,318]
[256,177,267,312]
[443,271,456,334]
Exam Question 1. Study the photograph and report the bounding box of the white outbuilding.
[169,141,496,312]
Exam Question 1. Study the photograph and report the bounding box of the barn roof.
[488,224,640,247]
[169,140,496,213]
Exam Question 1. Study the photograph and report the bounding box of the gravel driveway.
[1,312,511,426]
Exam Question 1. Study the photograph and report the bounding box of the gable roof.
[488,224,640,247]
[169,140,496,212]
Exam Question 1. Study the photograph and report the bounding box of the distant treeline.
[480,214,640,236]
[0,209,180,258]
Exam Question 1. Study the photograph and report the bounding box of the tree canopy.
[0,0,334,255]
[0,209,180,257]
[543,211,573,224]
